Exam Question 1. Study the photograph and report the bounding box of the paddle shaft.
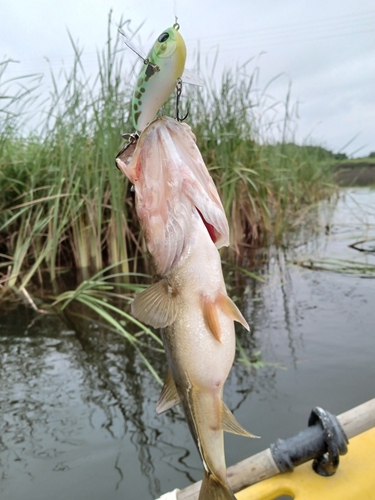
[176,398,375,500]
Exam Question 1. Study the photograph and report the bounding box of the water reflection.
[0,300,275,499]
[1,188,374,499]
[0,308,158,498]
[61,313,166,498]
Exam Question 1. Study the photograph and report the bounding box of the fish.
[116,116,257,500]
[123,24,186,132]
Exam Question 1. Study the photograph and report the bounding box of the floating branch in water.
[292,257,375,277]
[349,239,375,253]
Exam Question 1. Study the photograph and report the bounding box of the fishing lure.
[121,23,187,132]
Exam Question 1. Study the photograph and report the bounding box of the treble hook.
[176,78,189,122]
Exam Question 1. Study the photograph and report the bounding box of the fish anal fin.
[221,402,259,438]
[202,297,222,343]
[131,279,178,328]
[156,369,180,414]
[217,293,250,331]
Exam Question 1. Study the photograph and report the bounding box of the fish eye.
[158,32,169,43]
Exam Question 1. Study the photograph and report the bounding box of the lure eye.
[158,32,169,43]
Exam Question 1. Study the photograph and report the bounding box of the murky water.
[1,188,374,500]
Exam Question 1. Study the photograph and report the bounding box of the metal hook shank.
[175,78,189,122]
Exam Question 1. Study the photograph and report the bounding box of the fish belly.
[169,216,236,390]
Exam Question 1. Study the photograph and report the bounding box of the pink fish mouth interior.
[196,208,217,244]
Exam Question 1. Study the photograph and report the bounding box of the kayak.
[158,399,375,500]
[237,426,375,500]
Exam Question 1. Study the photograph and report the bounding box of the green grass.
[50,261,164,383]
[0,14,341,381]
[0,14,336,297]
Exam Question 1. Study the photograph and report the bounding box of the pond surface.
[1,188,374,500]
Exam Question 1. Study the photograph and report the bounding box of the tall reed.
[1,15,137,295]
[184,64,335,246]
[0,14,335,297]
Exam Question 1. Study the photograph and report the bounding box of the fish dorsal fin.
[131,279,178,328]
[217,293,250,331]
[221,402,259,438]
[202,297,222,343]
[156,369,181,414]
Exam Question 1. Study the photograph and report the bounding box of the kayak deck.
[236,426,375,500]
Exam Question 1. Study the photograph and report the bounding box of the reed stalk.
[0,14,335,295]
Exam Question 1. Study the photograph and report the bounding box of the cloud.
[1,0,374,156]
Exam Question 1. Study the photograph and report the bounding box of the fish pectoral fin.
[202,297,222,342]
[217,293,250,331]
[131,279,178,328]
[221,402,259,438]
[156,369,181,414]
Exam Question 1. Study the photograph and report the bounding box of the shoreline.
[334,161,375,186]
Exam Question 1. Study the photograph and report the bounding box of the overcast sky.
[2,0,374,157]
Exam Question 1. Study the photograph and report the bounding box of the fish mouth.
[196,208,217,244]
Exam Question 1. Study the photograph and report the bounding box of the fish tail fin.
[198,470,236,500]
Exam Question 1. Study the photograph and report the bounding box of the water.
[1,188,374,500]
